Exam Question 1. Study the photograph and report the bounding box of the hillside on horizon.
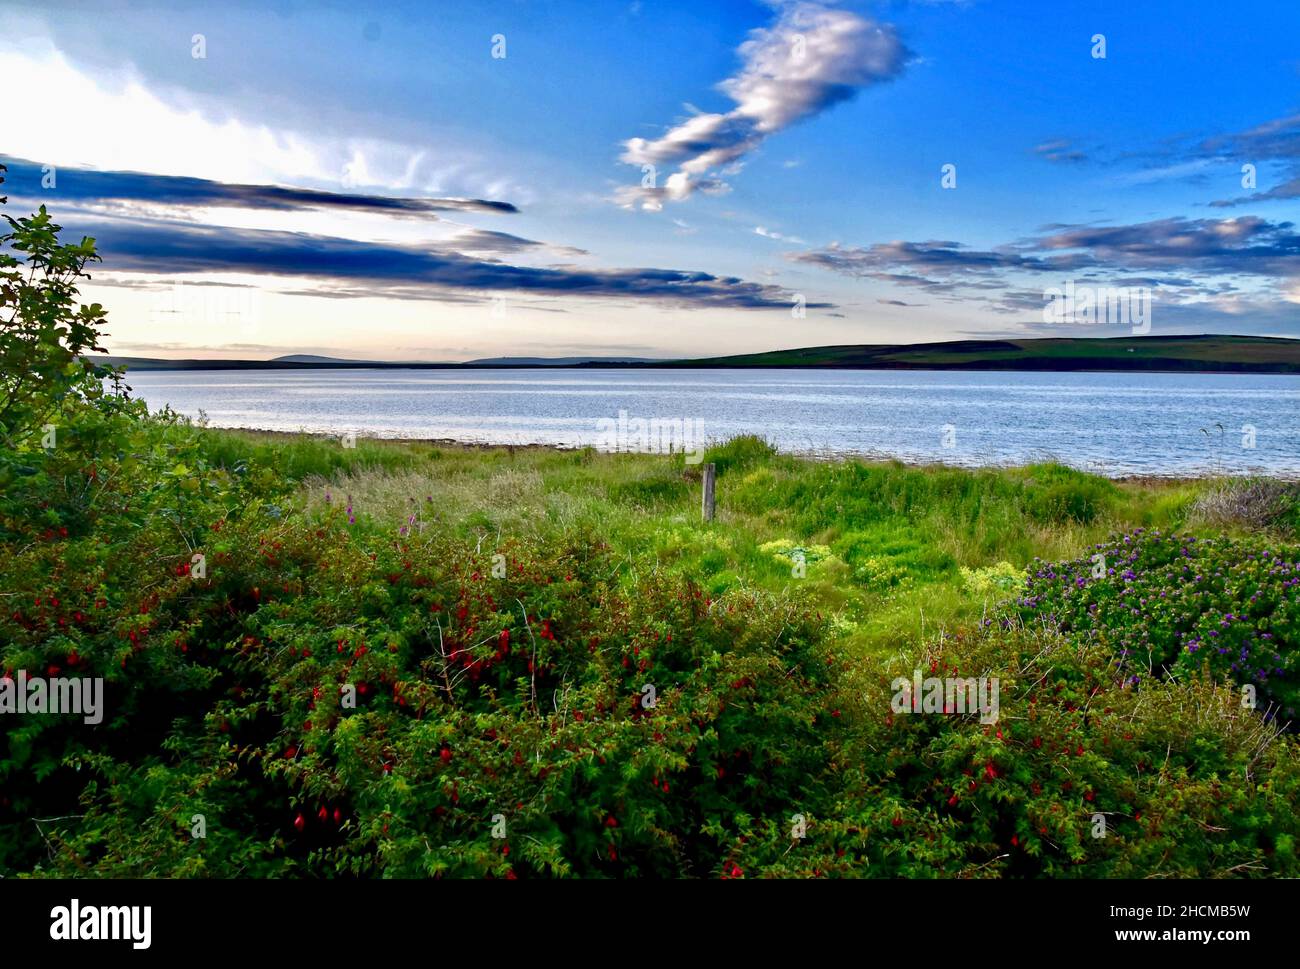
[89,334,1300,374]
[663,334,1300,374]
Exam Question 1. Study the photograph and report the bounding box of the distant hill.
[272,354,373,364]
[465,355,659,366]
[663,334,1300,374]
[88,335,1300,374]
[89,353,659,370]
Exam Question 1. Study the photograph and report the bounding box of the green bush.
[1021,464,1119,525]
[700,434,777,474]
[1018,529,1300,720]
[722,623,1300,878]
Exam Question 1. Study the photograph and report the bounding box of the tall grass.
[188,429,1267,658]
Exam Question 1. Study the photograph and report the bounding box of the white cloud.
[0,44,526,202]
[755,225,806,244]
[616,2,908,209]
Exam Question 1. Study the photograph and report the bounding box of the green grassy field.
[8,418,1300,878]
[208,428,1247,657]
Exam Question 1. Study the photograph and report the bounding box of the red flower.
[440,746,452,764]
[293,813,305,833]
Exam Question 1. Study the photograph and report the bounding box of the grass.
[198,428,1276,656]
[9,418,1299,878]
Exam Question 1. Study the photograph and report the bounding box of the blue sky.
[2,0,1298,359]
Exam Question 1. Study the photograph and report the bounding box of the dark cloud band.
[0,156,518,217]
[67,213,811,309]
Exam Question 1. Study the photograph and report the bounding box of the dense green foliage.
[1018,530,1300,719]
[3,186,1299,877]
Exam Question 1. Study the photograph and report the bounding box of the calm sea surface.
[122,368,1300,477]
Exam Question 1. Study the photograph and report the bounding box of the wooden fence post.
[702,462,716,522]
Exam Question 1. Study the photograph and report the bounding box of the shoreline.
[197,422,1299,484]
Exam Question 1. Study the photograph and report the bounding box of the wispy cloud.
[1033,139,1087,164]
[1204,111,1300,206]
[755,225,806,244]
[790,216,1300,319]
[0,46,529,202]
[615,2,908,210]
[795,217,1300,282]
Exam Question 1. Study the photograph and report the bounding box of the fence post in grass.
[702,462,716,523]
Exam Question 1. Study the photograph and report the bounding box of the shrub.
[701,435,777,474]
[722,622,1300,878]
[1189,478,1300,533]
[0,166,124,450]
[960,562,1022,602]
[1021,465,1118,525]
[1017,529,1300,720]
[3,493,845,877]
